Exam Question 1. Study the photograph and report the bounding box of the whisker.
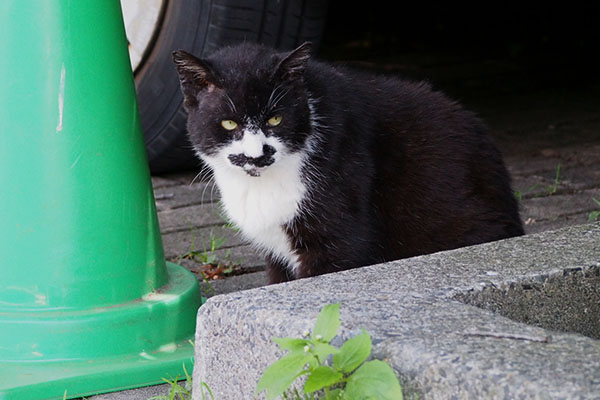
[200,177,212,204]
[267,84,290,112]
[267,84,281,110]
[273,88,289,107]
[210,180,219,204]
[190,162,218,205]
[190,170,203,186]
[224,92,237,113]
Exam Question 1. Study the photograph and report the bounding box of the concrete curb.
[194,222,600,399]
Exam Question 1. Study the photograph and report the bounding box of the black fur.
[173,42,524,284]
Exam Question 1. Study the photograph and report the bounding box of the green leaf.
[513,191,523,201]
[311,342,339,363]
[344,360,403,400]
[322,388,343,400]
[256,352,312,400]
[205,253,217,264]
[273,337,310,353]
[333,330,372,373]
[589,198,600,222]
[303,365,344,393]
[313,303,341,343]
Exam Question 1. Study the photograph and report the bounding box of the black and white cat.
[173,42,524,283]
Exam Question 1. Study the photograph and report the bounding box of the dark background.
[321,4,599,56]
[315,3,600,153]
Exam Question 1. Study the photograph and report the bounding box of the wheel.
[122,0,330,174]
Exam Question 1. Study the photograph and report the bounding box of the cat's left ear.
[275,42,312,81]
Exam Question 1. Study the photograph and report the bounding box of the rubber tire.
[134,0,330,174]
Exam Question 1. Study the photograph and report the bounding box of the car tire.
[132,0,330,174]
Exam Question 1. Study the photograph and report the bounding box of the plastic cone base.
[0,264,202,399]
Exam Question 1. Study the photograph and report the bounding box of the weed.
[179,230,227,266]
[514,163,562,201]
[256,303,403,400]
[147,364,201,400]
[513,190,528,201]
[178,229,241,296]
[589,197,600,222]
[62,390,86,400]
[547,163,562,195]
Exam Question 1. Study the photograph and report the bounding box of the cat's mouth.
[243,166,263,177]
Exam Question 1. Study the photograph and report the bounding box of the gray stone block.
[193,222,600,399]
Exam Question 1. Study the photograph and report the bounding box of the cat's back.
[304,61,523,259]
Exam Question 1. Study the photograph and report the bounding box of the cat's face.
[173,43,313,177]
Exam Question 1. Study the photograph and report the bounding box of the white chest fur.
[204,152,307,272]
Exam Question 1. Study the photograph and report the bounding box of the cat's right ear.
[172,50,218,109]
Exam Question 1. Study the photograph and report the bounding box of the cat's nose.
[240,130,265,159]
[247,145,276,167]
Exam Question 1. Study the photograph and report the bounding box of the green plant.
[514,163,562,201]
[177,229,240,296]
[256,304,403,400]
[148,364,215,400]
[589,197,600,222]
[179,230,227,266]
[546,163,561,195]
[62,390,86,400]
[148,371,192,400]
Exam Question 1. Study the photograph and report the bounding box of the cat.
[172,42,524,284]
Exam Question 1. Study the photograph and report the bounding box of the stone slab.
[193,222,600,399]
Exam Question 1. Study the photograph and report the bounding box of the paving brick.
[158,203,225,233]
[205,271,268,297]
[520,188,600,221]
[150,175,181,189]
[154,182,219,211]
[523,211,594,235]
[505,143,600,176]
[161,225,246,261]
[176,245,265,271]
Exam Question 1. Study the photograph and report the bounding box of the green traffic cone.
[0,1,202,398]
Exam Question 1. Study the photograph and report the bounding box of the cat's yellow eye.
[267,115,282,127]
[221,120,238,131]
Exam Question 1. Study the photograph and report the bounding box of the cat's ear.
[275,42,312,81]
[172,50,218,109]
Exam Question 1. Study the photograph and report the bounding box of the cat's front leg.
[265,255,294,284]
